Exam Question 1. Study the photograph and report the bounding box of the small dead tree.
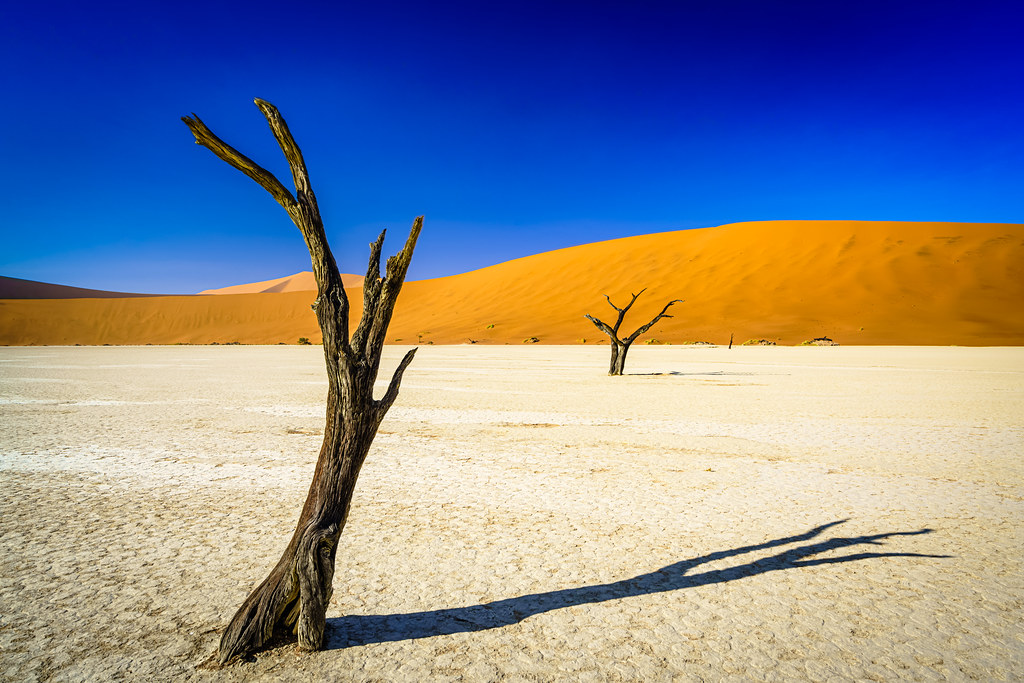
[585,289,682,375]
[182,99,421,663]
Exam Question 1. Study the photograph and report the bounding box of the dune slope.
[1,220,1021,345]
[393,220,1024,346]
[0,275,165,299]
[198,271,363,295]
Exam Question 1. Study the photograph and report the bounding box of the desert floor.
[1,345,1022,682]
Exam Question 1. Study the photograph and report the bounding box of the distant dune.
[0,275,165,299]
[2,221,1022,346]
[198,271,363,295]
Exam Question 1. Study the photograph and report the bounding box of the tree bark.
[183,99,421,664]
[609,342,627,375]
[585,291,682,376]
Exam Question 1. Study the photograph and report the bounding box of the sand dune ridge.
[1,220,1021,346]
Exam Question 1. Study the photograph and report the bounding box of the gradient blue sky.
[2,0,1022,293]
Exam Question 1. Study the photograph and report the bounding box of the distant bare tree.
[585,290,682,375]
[183,99,421,664]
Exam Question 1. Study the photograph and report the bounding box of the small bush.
[297,337,312,345]
[800,337,838,346]
[741,339,776,346]
[523,337,540,344]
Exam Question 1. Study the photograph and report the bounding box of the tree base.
[218,521,339,664]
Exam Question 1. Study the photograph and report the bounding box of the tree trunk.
[183,99,421,664]
[609,342,628,375]
[216,373,390,659]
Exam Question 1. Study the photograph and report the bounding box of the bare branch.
[584,314,618,340]
[365,230,386,283]
[365,216,423,357]
[620,289,646,317]
[384,215,424,285]
[602,288,646,335]
[254,99,314,198]
[244,100,341,307]
[603,295,629,335]
[350,231,386,355]
[624,299,684,345]
[376,348,418,418]
[182,113,296,210]
[602,294,623,313]
[187,100,350,355]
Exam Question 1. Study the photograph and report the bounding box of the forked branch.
[599,288,646,335]
[352,216,423,362]
[181,113,297,210]
[624,299,684,345]
[253,99,314,198]
[184,98,350,355]
[585,291,682,346]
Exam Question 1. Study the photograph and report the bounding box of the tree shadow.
[632,370,761,376]
[325,520,947,649]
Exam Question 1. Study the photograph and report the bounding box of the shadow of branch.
[326,520,949,648]
[631,370,761,376]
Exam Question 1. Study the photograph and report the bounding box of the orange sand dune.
[2,221,1022,346]
[0,275,166,299]
[198,271,363,294]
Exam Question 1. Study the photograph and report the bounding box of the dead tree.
[585,289,682,375]
[182,99,421,663]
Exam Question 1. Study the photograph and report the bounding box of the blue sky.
[2,0,1022,293]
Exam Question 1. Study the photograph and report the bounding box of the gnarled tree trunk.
[183,99,422,664]
[609,341,628,375]
[585,290,682,375]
